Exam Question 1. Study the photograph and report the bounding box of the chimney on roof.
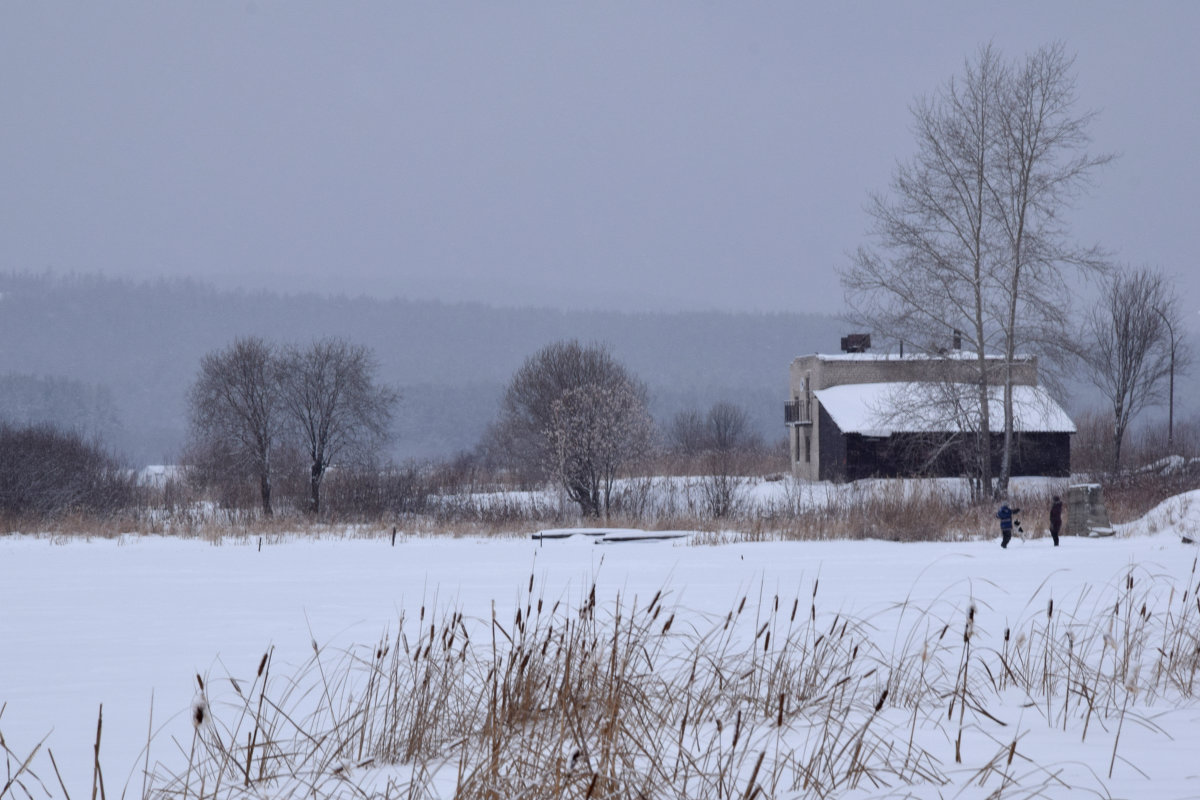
[840,333,871,353]
[953,329,962,350]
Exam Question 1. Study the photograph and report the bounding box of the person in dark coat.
[997,503,1021,549]
[1049,495,1063,546]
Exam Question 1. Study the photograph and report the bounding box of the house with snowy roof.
[785,335,1075,482]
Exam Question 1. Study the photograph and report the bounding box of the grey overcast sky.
[2,2,1198,321]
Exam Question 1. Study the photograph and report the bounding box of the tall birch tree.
[842,42,1110,498]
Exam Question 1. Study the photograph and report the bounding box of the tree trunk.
[974,345,994,499]
[309,463,323,515]
[1112,400,1128,475]
[997,361,1015,499]
[566,476,599,517]
[259,471,273,517]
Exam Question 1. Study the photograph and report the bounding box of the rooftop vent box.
[840,333,871,353]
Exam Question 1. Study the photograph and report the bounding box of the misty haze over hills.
[3,273,1193,468]
[0,272,844,466]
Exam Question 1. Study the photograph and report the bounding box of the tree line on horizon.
[0,269,834,464]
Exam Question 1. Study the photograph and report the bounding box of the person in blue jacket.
[997,503,1021,549]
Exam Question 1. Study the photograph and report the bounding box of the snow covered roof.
[814,382,1076,437]
[805,352,1032,362]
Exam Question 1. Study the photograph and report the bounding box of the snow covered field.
[3,491,1200,798]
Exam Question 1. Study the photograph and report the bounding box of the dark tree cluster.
[0,423,134,519]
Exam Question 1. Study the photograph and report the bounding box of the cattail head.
[192,695,209,729]
[1047,598,1054,620]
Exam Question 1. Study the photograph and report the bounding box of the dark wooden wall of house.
[817,405,848,482]
[823,427,1071,482]
[1006,432,1071,477]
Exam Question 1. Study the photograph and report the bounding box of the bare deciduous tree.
[843,45,1006,497]
[1083,266,1188,473]
[187,336,282,516]
[278,338,399,514]
[668,402,763,518]
[700,403,761,518]
[490,340,653,517]
[842,41,1110,499]
[667,408,707,459]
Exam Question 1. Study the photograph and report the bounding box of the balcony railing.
[784,399,811,426]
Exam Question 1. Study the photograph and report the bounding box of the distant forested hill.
[0,272,843,464]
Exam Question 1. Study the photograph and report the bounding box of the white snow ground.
[3,489,1200,798]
